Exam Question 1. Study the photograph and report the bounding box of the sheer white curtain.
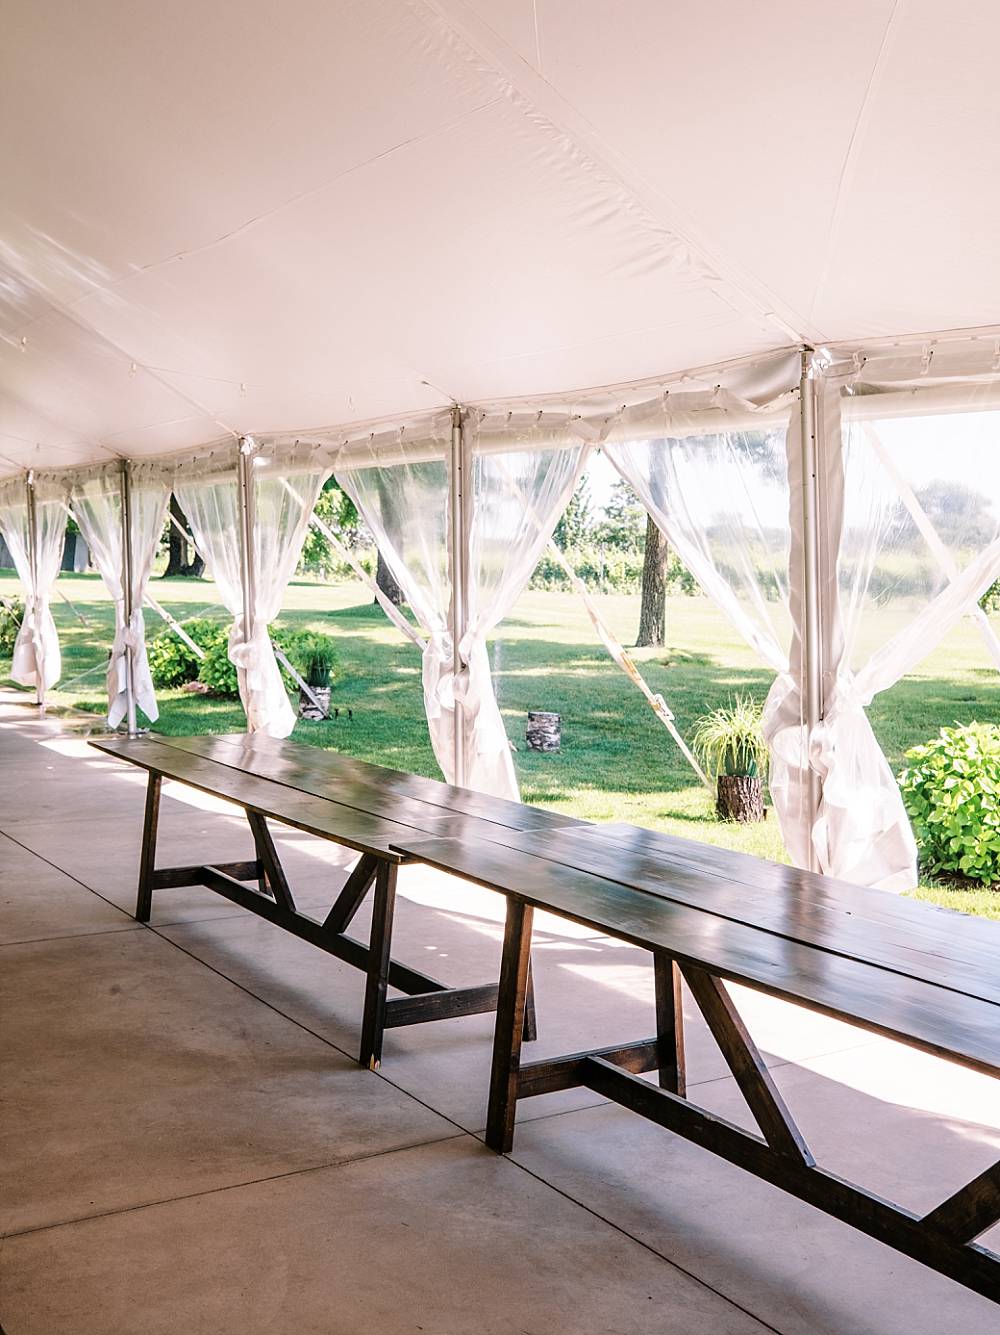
[333,412,588,797]
[603,377,807,857]
[792,356,1000,890]
[246,443,331,734]
[0,473,66,693]
[460,412,590,796]
[71,461,172,727]
[176,440,329,738]
[333,416,456,781]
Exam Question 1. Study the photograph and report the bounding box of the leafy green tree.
[552,478,594,550]
[914,479,996,549]
[299,478,359,574]
[594,479,645,551]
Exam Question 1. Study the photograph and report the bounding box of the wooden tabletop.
[444,821,1000,1007]
[89,734,578,864]
[91,732,1000,1076]
[390,833,1000,1080]
[158,733,582,833]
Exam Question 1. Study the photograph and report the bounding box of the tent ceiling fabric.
[1,0,997,476]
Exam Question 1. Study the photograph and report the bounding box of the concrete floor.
[2,696,1000,1333]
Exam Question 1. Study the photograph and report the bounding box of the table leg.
[653,955,686,1095]
[486,897,534,1153]
[135,771,162,923]
[359,861,398,1070]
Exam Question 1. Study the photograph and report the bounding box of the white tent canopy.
[1,0,999,472]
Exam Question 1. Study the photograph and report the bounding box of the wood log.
[716,775,764,823]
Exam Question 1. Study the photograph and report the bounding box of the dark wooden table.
[390,824,1000,1303]
[90,734,581,1068]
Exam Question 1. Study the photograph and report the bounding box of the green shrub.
[149,618,338,700]
[198,634,240,697]
[285,631,338,688]
[898,723,1000,884]
[147,618,228,688]
[980,579,1000,615]
[692,695,769,778]
[0,596,24,656]
[195,624,330,699]
[529,545,697,595]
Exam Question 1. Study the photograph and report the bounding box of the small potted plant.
[293,634,337,720]
[692,694,769,823]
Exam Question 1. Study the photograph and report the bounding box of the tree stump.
[527,711,561,752]
[716,775,764,822]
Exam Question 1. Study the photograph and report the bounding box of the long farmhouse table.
[390,820,1000,1302]
[93,733,1000,1300]
[90,733,584,1067]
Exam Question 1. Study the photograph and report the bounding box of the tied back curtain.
[333,418,456,787]
[798,368,1000,891]
[71,462,171,727]
[249,446,331,734]
[175,442,328,738]
[0,473,66,692]
[461,414,590,797]
[603,386,808,858]
[334,413,588,798]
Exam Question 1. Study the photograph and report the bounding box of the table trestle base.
[486,897,1000,1304]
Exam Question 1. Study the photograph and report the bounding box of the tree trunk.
[164,495,187,576]
[716,775,765,822]
[636,514,667,647]
[164,495,205,578]
[375,549,404,607]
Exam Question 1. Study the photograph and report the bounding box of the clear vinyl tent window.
[602,356,807,871]
[0,471,68,697]
[70,460,172,729]
[800,348,1000,891]
[175,439,330,739]
[332,411,589,799]
[839,399,1000,671]
[331,415,453,785]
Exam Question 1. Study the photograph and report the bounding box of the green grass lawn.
[4,568,1000,919]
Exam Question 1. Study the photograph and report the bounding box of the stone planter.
[715,774,764,822]
[526,711,561,752]
[298,685,331,721]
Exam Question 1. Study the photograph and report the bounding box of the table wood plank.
[458,824,1000,1008]
[91,737,437,861]
[90,736,556,866]
[581,821,1000,953]
[160,733,581,833]
[390,834,1000,1080]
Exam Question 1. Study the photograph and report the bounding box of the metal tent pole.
[119,460,139,736]
[24,472,44,711]
[799,348,823,871]
[449,405,468,786]
[236,436,257,733]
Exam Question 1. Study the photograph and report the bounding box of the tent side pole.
[799,349,823,871]
[119,461,139,737]
[237,437,257,733]
[25,473,44,711]
[449,405,468,786]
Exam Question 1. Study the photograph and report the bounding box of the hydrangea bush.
[898,723,1000,884]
